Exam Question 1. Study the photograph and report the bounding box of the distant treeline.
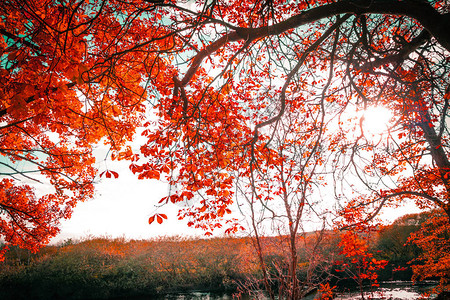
[0,214,426,300]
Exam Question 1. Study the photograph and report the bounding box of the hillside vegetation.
[0,213,432,299]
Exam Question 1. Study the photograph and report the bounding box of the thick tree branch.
[250,14,351,147]
[177,0,449,93]
[418,110,450,171]
[357,30,432,71]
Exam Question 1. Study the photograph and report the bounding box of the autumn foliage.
[336,231,388,298]
[1,0,450,295]
[0,0,160,253]
[0,236,247,299]
[408,210,450,296]
[0,213,442,299]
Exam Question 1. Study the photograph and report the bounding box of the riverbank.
[0,232,423,300]
[106,281,439,300]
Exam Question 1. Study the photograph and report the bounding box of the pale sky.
[50,164,421,245]
[1,109,422,245]
[50,106,422,244]
[50,137,422,245]
[50,148,207,244]
[0,111,419,243]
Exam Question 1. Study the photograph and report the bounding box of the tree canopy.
[1,2,450,288]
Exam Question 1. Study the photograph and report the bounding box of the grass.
[0,225,417,300]
[0,236,251,299]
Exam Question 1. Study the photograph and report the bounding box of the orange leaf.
[156,215,163,224]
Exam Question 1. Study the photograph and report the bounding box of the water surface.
[334,281,437,300]
[154,280,437,299]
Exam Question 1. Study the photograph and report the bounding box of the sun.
[361,106,393,137]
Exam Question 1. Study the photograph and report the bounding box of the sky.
[50,146,207,244]
[48,107,423,244]
[50,156,421,244]
[0,106,422,245]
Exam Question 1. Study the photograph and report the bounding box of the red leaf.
[156,215,163,224]
[159,197,168,204]
[148,215,155,224]
[101,170,119,179]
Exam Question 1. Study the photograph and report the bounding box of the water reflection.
[334,281,437,300]
[159,292,235,300]
[153,281,437,300]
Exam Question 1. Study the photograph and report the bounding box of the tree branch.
[358,30,431,71]
[176,0,449,94]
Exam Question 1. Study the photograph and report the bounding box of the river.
[157,281,437,300]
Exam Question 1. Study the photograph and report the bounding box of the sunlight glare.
[362,106,393,137]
